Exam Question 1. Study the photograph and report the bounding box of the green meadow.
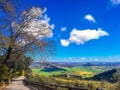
[32,66,113,78]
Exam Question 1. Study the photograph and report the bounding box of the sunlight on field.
[77,71,93,75]
[76,71,94,78]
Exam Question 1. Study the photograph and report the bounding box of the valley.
[29,62,120,90]
[32,62,119,78]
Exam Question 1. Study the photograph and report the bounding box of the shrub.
[19,70,25,76]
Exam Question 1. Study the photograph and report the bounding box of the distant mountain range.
[31,62,120,68]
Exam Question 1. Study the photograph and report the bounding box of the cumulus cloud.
[61,27,67,31]
[69,28,109,44]
[60,39,70,47]
[60,28,109,46]
[110,0,120,5]
[84,14,96,23]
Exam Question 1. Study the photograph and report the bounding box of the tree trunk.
[2,46,12,65]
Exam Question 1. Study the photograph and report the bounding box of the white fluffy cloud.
[84,14,96,23]
[60,39,70,46]
[61,27,67,31]
[110,0,120,5]
[60,28,109,46]
[69,28,109,44]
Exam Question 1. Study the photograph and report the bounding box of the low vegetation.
[0,55,32,83]
[26,73,117,90]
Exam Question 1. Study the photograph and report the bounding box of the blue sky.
[25,0,120,62]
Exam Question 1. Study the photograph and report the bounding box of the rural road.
[5,76,37,90]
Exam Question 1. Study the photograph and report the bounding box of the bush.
[19,70,25,76]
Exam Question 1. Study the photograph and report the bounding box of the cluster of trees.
[0,0,54,83]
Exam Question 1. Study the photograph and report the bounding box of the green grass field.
[32,66,114,78]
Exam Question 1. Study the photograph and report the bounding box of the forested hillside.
[92,68,120,83]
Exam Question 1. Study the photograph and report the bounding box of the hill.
[92,68,120,83]
[82,63,95,66]
[41,65,66,72]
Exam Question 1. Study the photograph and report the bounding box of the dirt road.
[5,76,37,90]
